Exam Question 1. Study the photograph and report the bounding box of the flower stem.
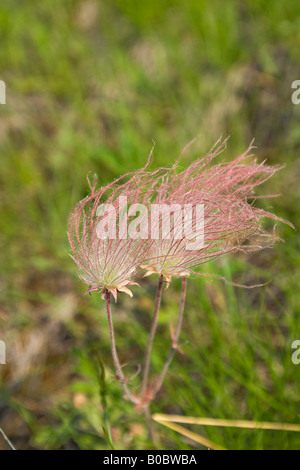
[143,405,160,448]
[141,275,164,402]
[152,277,187,397]
[105,289,138,405]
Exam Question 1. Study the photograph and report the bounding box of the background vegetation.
[0,0,300,450]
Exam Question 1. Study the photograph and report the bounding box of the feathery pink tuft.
[68,154,171,300]
[140,138,293,284]
[68,139,292,294]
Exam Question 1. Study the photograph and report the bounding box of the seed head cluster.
[68,139,291,300]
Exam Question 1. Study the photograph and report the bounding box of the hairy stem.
[141,275,164,401]
[152,277,187,397]
[105,290,138,405]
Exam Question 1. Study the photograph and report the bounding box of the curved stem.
[152,277,187,397]
[141,275,164,400]
[105,290,138,405]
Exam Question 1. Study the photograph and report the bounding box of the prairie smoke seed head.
[68,167,162,302]
[139,139,293,285]
[68,139,293,294]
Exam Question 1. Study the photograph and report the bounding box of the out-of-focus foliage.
[0,0,300,450]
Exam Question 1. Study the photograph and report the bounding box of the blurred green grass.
[0,0,300,450]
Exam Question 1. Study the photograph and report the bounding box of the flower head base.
[141,239,191,286]
[78,242,140,302]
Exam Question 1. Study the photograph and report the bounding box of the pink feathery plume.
[68,153,172,301]
[140,138,293,285]
[68,139,293,294]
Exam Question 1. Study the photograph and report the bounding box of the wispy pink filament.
[68,138,292,297]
